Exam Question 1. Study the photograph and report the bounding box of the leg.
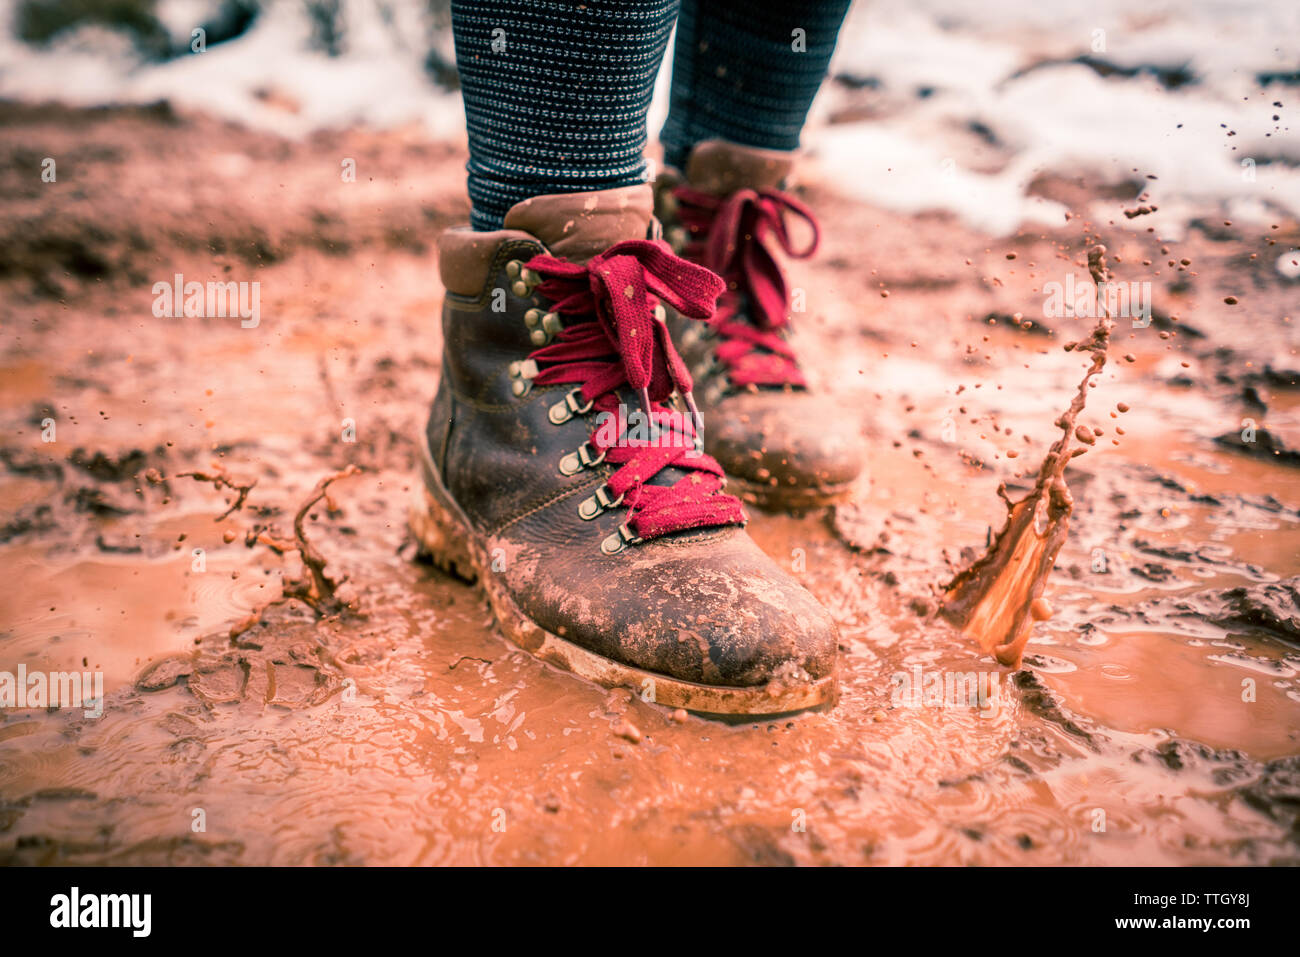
[661,0,852,170]
[451,0,678,230]
[653,0,864,510]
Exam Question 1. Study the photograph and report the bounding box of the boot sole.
[725,473,857,511]
[409,440,837,715]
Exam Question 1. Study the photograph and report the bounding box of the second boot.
[655,140,866,510]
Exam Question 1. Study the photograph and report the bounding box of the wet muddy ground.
[1,102,1298,865]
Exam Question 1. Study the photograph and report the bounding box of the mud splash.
[940,246,1116,667]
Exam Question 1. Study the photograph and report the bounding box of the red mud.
[1,103,1298,864]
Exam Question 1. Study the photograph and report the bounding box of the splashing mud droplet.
[939,246,1116,669]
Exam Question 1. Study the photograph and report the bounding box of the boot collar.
[439,184,656,296]
[683,140,796,195]
[503,184,655,264]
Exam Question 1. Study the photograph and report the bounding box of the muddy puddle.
[1,105,1298,865]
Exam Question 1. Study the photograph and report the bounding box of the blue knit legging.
[451,0,852,230]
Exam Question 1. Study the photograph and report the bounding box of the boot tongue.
[684,140,795,195]
[504,185,655,263]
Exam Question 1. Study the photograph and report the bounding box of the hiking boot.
[655,140,865,510]
[409,185,838,714]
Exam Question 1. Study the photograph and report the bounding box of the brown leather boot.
[655,140,865,511]
[410,184,838,714]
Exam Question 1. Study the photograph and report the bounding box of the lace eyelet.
[558,442,606,476]
[509,266,541,298]
[548,388,594,425]
[527,311,562,346]
[508,358,538,397]
[578,484,624,520]
[600,523,642,555]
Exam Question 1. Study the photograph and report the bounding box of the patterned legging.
[450,0,852,230]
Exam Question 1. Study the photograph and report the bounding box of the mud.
[939,246,1116,667]
[1,104,1299,865]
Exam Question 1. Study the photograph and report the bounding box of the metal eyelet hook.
[578,485,624,520]
[548,388,594,425]
[558,442,606,476]
[508,358,539,397]
[600,523,642,555]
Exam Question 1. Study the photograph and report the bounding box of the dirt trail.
[1,103,1298,865]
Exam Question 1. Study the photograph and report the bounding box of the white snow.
[813,0,1299,233]
[0,0,464,138]
[1,0,1295,233]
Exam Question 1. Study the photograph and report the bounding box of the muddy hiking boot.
[655,140,866,510]
[410,184,839,714]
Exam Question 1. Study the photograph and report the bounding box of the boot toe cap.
[515,527,839,689]
[707,391,866,491]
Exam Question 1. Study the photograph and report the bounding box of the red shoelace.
[524,239,747,542]
[672,185,821,389]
